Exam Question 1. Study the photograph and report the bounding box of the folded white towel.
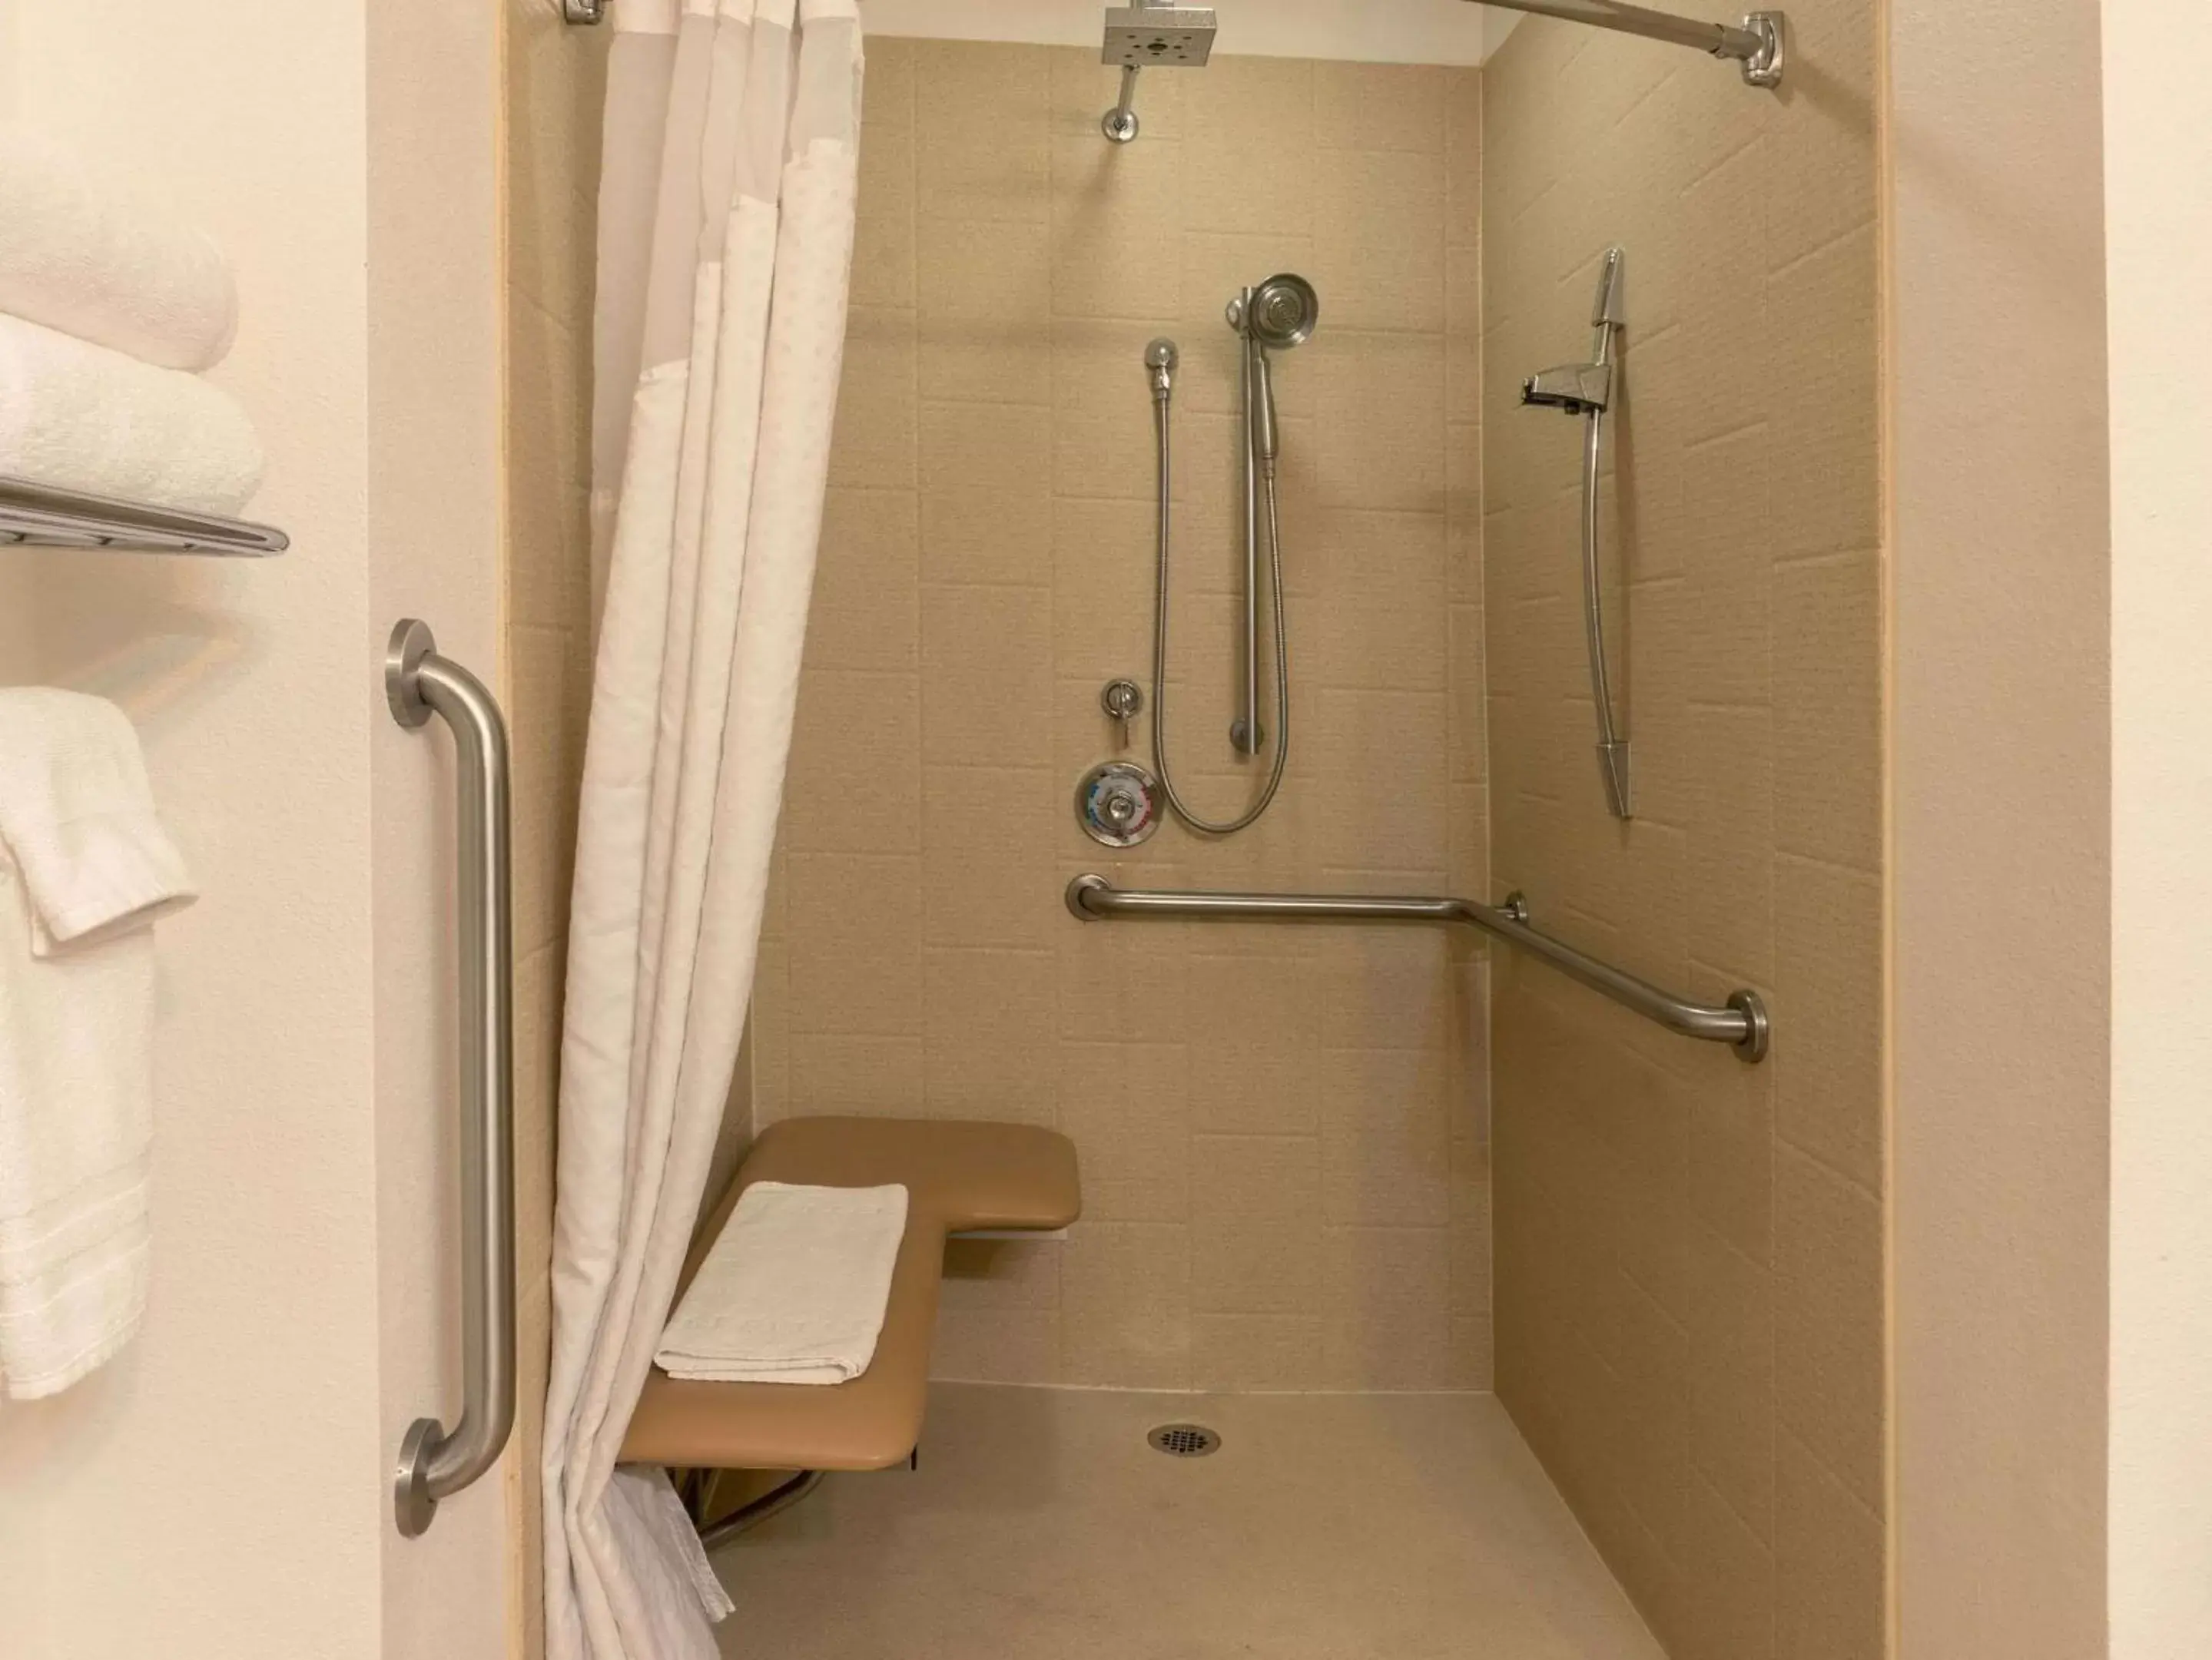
[0,690,196,1399]
[0,129,239,373]
[654,1181,909,1386]
[0,313,264,516]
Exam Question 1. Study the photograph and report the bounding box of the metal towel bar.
[0,472,288,555]
[1066,873,1769,1062]
[386,619,517,1537]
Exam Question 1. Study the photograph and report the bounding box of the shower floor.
[709,1384,1662,1658]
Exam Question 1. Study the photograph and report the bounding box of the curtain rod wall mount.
[565,0,606,22]
[1736,10,1785,84]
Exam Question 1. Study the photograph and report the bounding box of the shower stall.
[1100,271,1317,840]
[687,2,1883,1655]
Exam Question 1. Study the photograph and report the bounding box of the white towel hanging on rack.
[0,688,195,1398]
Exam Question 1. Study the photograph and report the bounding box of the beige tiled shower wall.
[1481,8,1884,1658]
[502,4,605,1655]
[754,38,1491,1393]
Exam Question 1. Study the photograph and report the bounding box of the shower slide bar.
[1470,1,1785,86]
[1066,873,1769,1062]
[387,620,518,1538]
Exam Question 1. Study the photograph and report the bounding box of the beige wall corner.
[1481,3,1886,1650]
[1888,0,2111,1655]
[501,3,609,1657]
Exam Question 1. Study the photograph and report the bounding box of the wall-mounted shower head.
[1101,5,1218,68]
[1100,4,1217,142]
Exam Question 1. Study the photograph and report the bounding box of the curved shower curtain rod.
[565,0,1785,90]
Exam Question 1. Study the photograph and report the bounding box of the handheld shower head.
[1228,274,1318,470]
[1246,273,1319,351]
[1252,347,1282,467]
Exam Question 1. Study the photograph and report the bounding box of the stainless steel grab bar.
[1066,873,1769,1062]
[386,619,517,1538]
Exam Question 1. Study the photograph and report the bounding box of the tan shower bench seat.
[621,1115,1081,1474]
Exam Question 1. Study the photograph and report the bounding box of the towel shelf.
[0,473,287,556]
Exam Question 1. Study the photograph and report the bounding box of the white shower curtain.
[542,2,861,1654]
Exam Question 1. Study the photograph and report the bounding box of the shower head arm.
[1103,66,1142,143]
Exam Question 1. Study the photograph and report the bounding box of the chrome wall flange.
[1739,12,1785,87]
[564,0,607,22]
[1066,873,1113,920]
[1102,105,1140,143]
[394,1416,444,1538]
[385,618,438,729]
[1728,989,1771,1063]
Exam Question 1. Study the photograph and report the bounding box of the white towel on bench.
[654,1181,909,1386]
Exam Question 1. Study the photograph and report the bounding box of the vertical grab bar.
[386,618,517,1539]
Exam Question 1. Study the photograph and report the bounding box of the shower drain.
[1147,1423,1222,1458]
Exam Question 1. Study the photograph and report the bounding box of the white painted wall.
[857,0,1518,64]
[0,2,509,1655]
[2104,2,2212,1653]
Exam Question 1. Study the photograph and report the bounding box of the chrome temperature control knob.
[1076,760,1161,848]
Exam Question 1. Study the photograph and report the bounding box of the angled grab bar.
[386,619,517,1537]
[1066,873,1768,1062]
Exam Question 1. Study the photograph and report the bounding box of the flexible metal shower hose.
[1149,388,1291,835]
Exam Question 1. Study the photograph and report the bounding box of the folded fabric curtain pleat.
[542,6,863,1657]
